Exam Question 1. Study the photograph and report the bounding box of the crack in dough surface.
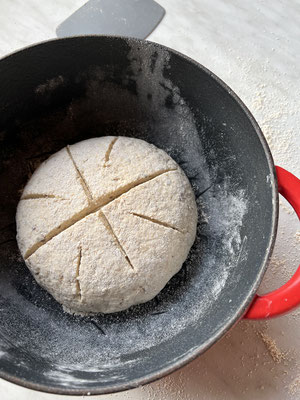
[104,137,118,167]
[66,145,93,203]
[99,210,135,271]
[21,194,66,200]
[75,247,82,300]
[130,213,185,234]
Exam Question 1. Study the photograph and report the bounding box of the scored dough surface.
[16,137,197,314]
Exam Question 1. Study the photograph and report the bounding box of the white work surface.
[0,0,299,399]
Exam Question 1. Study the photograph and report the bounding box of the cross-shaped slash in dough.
[17,137,197,314]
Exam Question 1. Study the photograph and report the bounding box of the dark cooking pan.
[0,36,299,396]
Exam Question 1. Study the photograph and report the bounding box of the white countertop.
[0,1,299,399]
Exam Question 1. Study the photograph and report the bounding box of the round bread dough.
[16,137,197,314]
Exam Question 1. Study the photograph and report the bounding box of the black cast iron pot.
[0,36,299,395]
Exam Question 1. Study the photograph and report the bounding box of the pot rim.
[0,35,279,396]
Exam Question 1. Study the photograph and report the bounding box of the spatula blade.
[56,0,165,39]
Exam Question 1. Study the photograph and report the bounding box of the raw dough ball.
[16,137,197,314]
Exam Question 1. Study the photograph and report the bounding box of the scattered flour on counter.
[289,376,300,395]
[258,331,285,364]
[279,199,293,215]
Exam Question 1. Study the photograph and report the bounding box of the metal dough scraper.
[56,0,165,39]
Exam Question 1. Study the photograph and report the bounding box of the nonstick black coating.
[0,37,278,395]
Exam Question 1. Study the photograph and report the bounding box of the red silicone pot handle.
[244,166,300,319]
